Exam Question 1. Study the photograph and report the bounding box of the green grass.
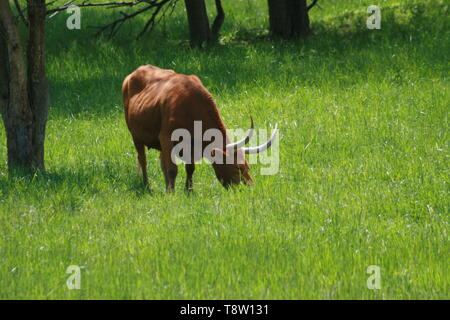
[0,0,448,299]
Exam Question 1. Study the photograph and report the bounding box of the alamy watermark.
[170,121,279,175]
[66,5,81,30]
[367,5,381,30]
[366,265,381,290]
[66,265,81,290]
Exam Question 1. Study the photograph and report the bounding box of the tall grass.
[0,0,448,299]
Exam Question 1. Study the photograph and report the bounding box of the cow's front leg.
[185,163,195,191]
[159,134,178,192]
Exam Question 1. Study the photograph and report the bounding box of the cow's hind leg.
[185,163,195,192]
[159,134,178,192]
[134,139,148,187]
[160,154,168,187]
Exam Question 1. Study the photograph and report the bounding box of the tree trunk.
[0,1,34,172]
[27,0,49,171]
[211,0,225,42]
[268,0,311,38]
[184,0,210,47]
[0,25,9,124]
[0,0,48,174]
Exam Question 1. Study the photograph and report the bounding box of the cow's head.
[211,119,278,188]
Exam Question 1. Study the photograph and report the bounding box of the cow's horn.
[243,124,278,154]
[226,117,254,151]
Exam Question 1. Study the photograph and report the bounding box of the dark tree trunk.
[184,0,210,47]
[27,0,49,171]
[0,1,34,172]
[268,0,311,38]
[211,0,225,42]
[0,25,9,124]
[0,0,49,174]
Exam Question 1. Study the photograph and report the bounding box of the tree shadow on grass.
[45,2,447,118]
[0,163,161,203]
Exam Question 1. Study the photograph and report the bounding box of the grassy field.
[0,0,448,299]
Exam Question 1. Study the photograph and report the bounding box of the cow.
[122,65,278,191]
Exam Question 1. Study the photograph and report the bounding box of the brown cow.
[122,65,277,191]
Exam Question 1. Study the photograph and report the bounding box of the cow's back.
[122,65,226,151]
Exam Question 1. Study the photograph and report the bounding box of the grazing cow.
[122,65,277,191]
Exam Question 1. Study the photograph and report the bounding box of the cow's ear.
[210,148,227,157]
[210,148,227,164]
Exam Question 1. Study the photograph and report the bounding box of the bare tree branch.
[47,0,77,20]
[137,0,173,38]
[14,0,29,26]
[46,1,146,14]
[44,0,177,38]
[92,3,154,37]
[307,0,319,12]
